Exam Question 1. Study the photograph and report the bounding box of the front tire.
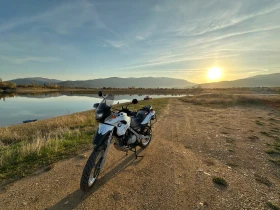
[80,149,105,192]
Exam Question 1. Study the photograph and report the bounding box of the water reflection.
[0,92,17,101]
[0,93,184,127]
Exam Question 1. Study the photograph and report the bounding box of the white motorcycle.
[80,91,156,192]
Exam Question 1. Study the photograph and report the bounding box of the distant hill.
[199,73,280,88]
[58,77,195,88]
[9,77,62,85]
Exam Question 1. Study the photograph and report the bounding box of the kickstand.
[134,147,143,159]
[128,147,143,159]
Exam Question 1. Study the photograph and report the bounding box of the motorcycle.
[80,91,156,192]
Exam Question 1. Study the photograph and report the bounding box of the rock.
[22,202,27,206]
[64,201,69,205]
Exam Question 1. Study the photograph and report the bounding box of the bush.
[0,81,17,90]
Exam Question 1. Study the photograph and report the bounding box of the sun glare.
[207,67,222,80]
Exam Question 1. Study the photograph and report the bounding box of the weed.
[254,174,272,187]
[212,176,228,187]
[226,162,238,167]
[203,159,215,166]
[248,135,260,141]
[221,131,229,134]
[255,120,264,126]
[269,159,280,166]
[266,149,280,155]
[225,137,235,143]
[266,201,280,210]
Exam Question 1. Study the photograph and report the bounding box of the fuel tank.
[104,112,131,136]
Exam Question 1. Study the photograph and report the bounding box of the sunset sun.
[207,67,222,80]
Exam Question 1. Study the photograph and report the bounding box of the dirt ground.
[1,98,280,210]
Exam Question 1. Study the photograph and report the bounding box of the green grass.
[0,130,93,179]
[266,149,280,155]
[0,98,169,180]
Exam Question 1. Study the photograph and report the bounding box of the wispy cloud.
[105,40,130,49]
[120,53,239,70]
[0,0,103,34]
[0,56,59,64]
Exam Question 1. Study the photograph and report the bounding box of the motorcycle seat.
[130,110,148,128]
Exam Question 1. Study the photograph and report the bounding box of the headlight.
[96,113,103,118]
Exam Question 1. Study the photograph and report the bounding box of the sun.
[207,67,222,80]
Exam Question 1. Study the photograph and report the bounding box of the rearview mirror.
[93,103,99,108]
[98,91,103,97]
[132,99,138,104]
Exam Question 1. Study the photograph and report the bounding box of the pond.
[0,93,184,127]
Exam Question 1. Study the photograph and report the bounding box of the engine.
[114,130,137,152]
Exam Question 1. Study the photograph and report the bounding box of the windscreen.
[97,94,114,110]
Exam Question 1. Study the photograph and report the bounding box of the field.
[0,92,280,209]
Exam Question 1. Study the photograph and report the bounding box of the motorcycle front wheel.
[80,149,105,192]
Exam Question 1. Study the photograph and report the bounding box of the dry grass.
[180,93,280,109]
[0,110,95,145]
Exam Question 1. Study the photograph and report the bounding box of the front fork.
[99,130,114,169]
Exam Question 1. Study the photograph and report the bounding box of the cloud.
[121,53,238,70]
[105,40,130,51]
[184,5,280,36]
[0,0,104,34]
[135,36,145,41]
[0,56,59,64]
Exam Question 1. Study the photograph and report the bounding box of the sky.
[0,0,279,84]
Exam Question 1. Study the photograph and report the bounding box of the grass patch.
[226,162,238,167]
[221,131,229,134]
[0,110,96,145]
[212,176,228,187]
[266,149,280,155]
[255,120,265,126]
[0,130,93,179]
[269,159,280,166]
[254,174,272,187]
[180,94,280,108]
[266,201,280,210]
[0,98,169,180]
[203,158,215,166]
[248,135,260,141]
[225,137,235,143]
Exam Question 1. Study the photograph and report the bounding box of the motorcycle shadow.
[48,148,144,210]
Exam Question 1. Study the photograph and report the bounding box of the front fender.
[93,123,114,149]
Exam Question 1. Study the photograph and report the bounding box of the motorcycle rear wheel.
[139,126,152,148]
[80,149,105,192]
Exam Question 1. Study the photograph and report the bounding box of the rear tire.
[139,126,152,149]
[80,149,105,192]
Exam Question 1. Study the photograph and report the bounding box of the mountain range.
[9,77,195,88]
[7,73,280,88]
[9,77,62,85]
[199,73,280,88]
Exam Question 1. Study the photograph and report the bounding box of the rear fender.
[93,124,114,150]
[141,111,156,125]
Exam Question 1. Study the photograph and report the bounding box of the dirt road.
[1,99,280,209]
